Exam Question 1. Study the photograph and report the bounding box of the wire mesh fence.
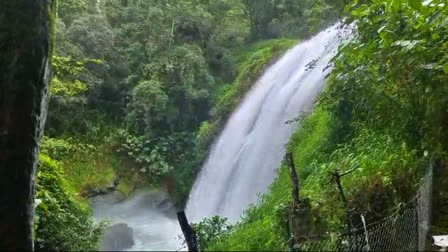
[296,166,433,252]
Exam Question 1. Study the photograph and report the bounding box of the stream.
[91,190,183,251]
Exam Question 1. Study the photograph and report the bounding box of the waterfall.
[186,23,351,223]
[92,24,352,252]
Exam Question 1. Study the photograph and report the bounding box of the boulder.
[100,223,134,251]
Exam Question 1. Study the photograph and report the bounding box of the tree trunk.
[177,211,198,252]
[0,0,54,250]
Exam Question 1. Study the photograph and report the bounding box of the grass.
[63,150,116,194]
[231,39,298,69]
[208,106,427,251]
[41,135,143,199]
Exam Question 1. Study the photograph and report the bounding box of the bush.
[35,155,105,251]
[40,136,74,161]
[192,216,233,251]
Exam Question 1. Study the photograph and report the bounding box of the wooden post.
[332,166,359,234]
[332,170,352,233]
[286,153,300,206]
[177,211,198,252]
[286,153,307,251]
[332,171,348,207]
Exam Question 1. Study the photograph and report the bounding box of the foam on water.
[92,190,183,251]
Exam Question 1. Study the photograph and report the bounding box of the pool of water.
[91,190,183,251]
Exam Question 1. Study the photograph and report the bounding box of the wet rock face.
[0,1,55,250]
[100,223,134,251]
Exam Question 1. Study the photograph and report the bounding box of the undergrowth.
[40,134,148,197]
[35,155,105,251]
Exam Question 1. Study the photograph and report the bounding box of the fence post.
[286,153,300,206]
[332,170,352,233]
[177,211,198,252]
[416,197,420,251]
[418,162,435,251]
[286,153,301,251]
[360,214,370,251]
[286,153,313,251]
[332,166,359,234]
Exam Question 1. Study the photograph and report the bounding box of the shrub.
[34,155,105,251]
[192,216,233,251]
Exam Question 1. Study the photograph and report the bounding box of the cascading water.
[93,23,352,251]
[186,23,351,223]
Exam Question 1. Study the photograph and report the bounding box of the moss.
[62,147,116,194]
[116,178,132,197]
[42,136,142,199]
[115,165,150,197]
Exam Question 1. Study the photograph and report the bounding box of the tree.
[242,0,344,40]
[0,0,55,250]
[57,0,88,26]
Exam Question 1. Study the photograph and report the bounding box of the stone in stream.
[100,223,134,251]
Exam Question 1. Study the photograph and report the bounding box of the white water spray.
[186,23,350,223]
[92,190,182,251]
[93,23,351,251]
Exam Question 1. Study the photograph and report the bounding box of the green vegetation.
[35,0,346,249]
[206,0,448,250]
[40,136,140,195]
[33,0,448,249]
[35,155,104,251]
[192,216,234,251]
[29,0,448,250]
[195,39,296,174]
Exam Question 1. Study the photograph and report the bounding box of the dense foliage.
[192,216,234,251]
[242,0,346,40]
[32,0,448,250]
[44,0,346,201]
[36,0,347,249]
[209,0,448,250]
[207,0,448,250]
[34,155,104,251]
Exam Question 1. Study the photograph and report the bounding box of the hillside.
[27,0,448,251]
[205,1,448,250]
[33,0,345,250]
